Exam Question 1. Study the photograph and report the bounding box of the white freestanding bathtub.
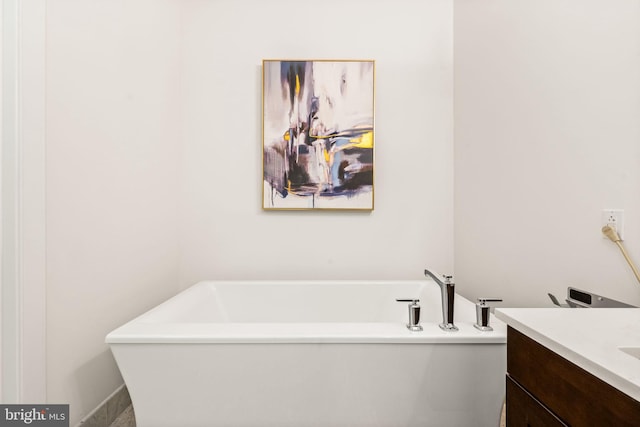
[106,280,506,427]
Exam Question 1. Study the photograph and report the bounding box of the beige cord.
[602,225,640,285]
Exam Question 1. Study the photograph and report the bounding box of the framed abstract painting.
[262,60,375,210]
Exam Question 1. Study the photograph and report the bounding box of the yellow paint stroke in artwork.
[323,147,330,163]
[349,131,373,148]
[295,75,301,95]
[283,130,290,141]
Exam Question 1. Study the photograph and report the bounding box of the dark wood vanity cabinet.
[506,326,640,427]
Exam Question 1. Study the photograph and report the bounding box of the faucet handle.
[477,298,502,306]
[474,298,502,331]
[396,299,422,331]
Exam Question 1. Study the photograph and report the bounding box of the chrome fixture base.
[439,323,459,332]
[407,324,423,332]
[473,324,493,332]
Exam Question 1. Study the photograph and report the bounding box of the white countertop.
[495,308,640,402]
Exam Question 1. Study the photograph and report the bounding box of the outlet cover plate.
[602,209,624,240]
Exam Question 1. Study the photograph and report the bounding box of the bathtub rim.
[105,280,507,345]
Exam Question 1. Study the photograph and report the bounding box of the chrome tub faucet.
[424,269,458,331]
[396,299,423,331]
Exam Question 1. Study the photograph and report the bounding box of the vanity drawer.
[506,375,567,427]
[507,326,640,426]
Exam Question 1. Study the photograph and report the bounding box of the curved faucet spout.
[424,269,458,331]
[424,269,444,286]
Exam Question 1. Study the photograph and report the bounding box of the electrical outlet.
[602,209,624,240]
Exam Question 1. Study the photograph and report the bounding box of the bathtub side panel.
[110,343,506,427]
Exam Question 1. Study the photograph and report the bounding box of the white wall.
[46,1,182,424]
[178,0,454,286]
[40,0,640,423]
[454,0,640,307]
[43,1,454,423]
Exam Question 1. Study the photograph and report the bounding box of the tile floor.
[106,403,506,427]
[108,405,135,427]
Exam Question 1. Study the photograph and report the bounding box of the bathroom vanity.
[495,308,640,426]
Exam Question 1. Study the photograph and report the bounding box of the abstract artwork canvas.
[262,60,375,210]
